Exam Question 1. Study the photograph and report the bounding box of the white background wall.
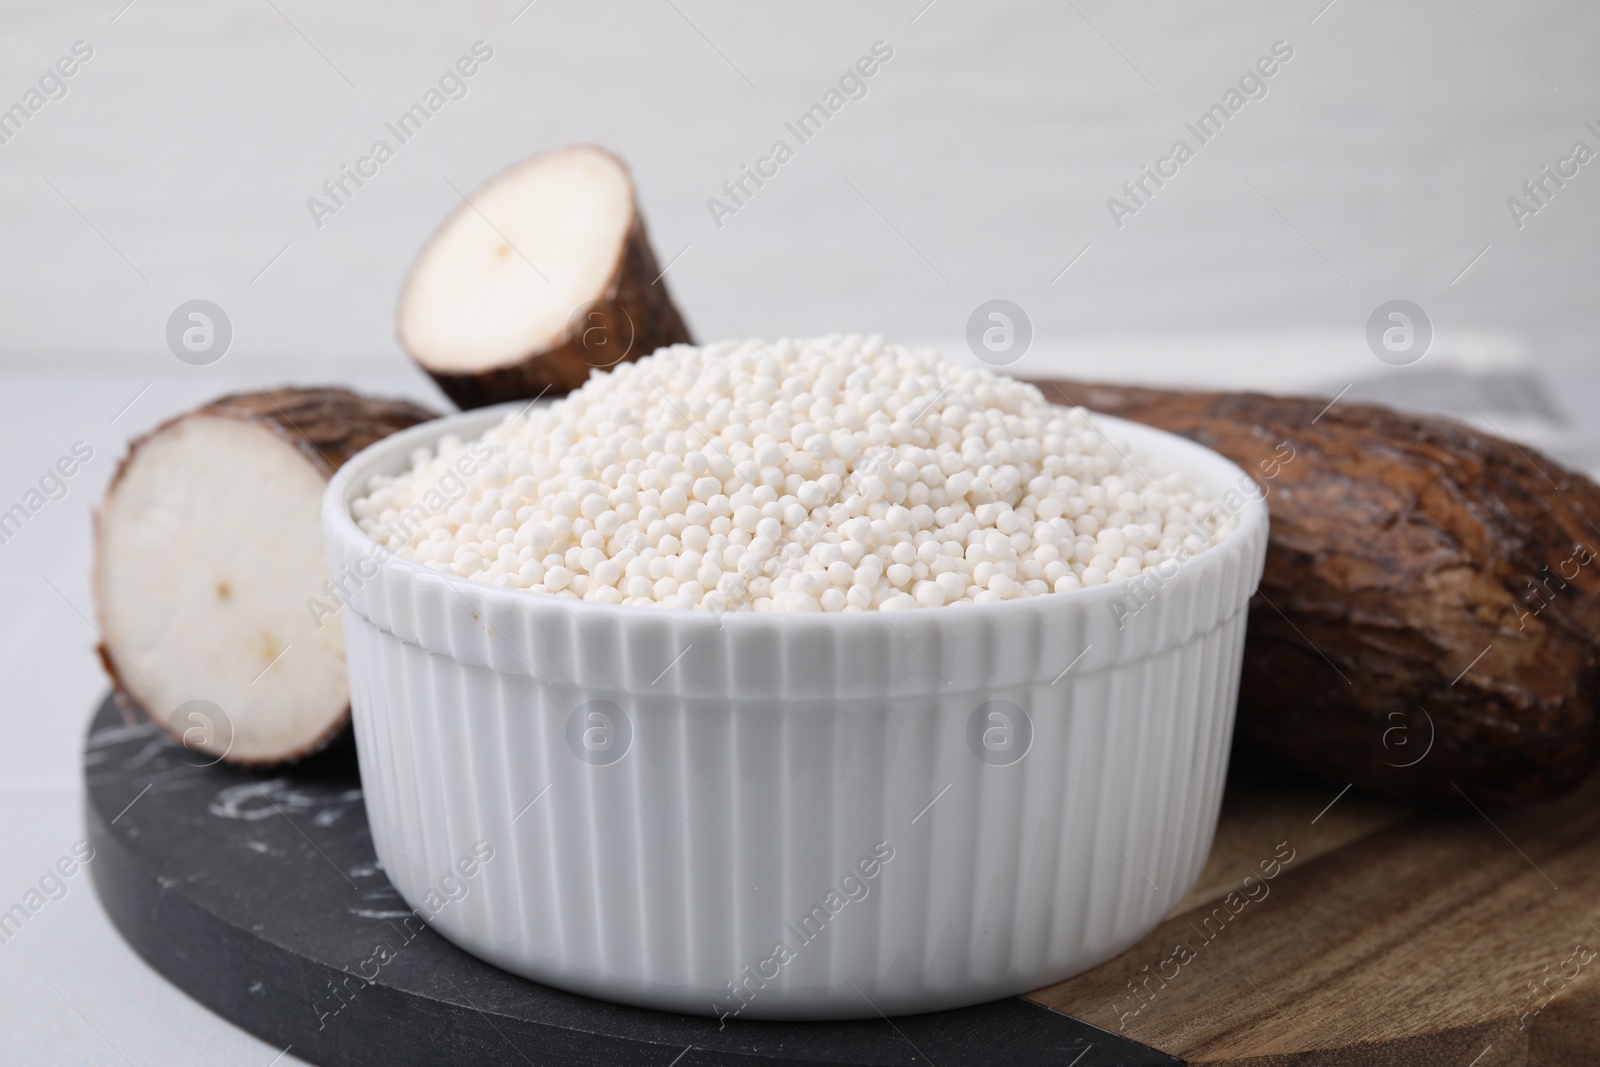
[1,0,1596,378]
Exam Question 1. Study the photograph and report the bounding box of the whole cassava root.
[1033,378,1600,805]
[94,387,436,765]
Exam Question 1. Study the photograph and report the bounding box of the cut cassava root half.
[1035,378,1600,805]
[400,145,693,409]
[94,388,436,766]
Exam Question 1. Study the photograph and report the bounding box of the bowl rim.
[322,398,1269,632]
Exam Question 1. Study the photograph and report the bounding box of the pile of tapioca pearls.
[354,336,1233,611]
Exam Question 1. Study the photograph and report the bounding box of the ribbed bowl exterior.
[324,404,1269,1020]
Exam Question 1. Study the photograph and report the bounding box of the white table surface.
[1,343,1596,1065]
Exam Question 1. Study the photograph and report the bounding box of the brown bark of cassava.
[1031,378,1600,805]
[152,387,438,480]
[95,387,436,765]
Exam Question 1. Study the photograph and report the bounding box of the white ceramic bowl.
[322,402,1269,1020]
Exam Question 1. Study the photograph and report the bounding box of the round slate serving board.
[84,695,1174,1067]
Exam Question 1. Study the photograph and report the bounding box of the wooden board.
[1029,759,1600,1065]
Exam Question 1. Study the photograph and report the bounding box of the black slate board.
[84,695,1178,1066]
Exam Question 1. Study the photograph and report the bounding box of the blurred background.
[1,1,1596,1060]
[4,1,1599,380]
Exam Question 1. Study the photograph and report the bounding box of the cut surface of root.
[94,388,435,765]
[400,145,692,407]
